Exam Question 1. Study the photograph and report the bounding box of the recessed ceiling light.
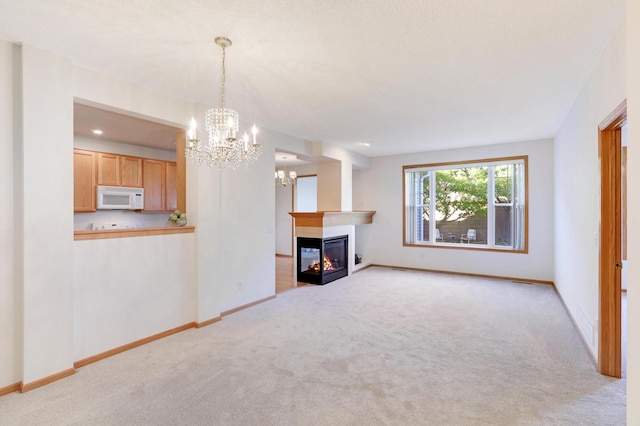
[359,142,371,147]
[92,129,103,135]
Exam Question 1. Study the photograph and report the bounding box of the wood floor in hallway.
[275,255,307,294]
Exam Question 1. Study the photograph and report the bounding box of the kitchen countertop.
[74,225,195,241]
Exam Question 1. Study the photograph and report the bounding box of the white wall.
[553,18,626,358]
[0,39,16,388]
[275,184,293,256]
[310,142,370,212]
[73,68,195,131]
[340,158,353,212]
[626,0,639,422]
[191,160,221,323]
[20,45,76,384]
[215,142,278,312]
[353,139,554,282]
[74,234,196,360]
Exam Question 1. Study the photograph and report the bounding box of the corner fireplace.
[297,235,348,285]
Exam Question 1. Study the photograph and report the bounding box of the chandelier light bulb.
[251,124,258,145]
[188,117,197,141]
[242,133,249,151]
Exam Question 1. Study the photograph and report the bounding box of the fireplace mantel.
[289,211,376,228]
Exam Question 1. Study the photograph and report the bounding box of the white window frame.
[403,156,527,252]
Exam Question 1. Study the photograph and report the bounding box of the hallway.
[276,255,305,294]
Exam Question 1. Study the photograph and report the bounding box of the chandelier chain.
[220,45,226,111]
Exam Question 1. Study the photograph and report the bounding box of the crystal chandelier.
[275,156,297,187]
[186,37,262,168]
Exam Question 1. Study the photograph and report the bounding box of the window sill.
[74,226,195,241]
[404,241,526,253]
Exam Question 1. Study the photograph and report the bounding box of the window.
[403,156,527,251]
[295,176,318,212]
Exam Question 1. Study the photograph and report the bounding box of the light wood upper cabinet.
[74,147,183,216]
[97,153,142,187]
[120,156,143,187]
[165,162,177,212]
[73,149,96,212]
[97,152,120,186]
[143,159,166,212]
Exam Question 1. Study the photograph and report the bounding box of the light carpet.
[0,267,626,425]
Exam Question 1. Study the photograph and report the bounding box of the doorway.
[598,100,626,378]
[274,153,317,293]
[274,175,317,293]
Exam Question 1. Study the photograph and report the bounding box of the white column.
[626,0,640,423]
[317,160,342,211]
[20,45,75,384]
[0,40,17,388]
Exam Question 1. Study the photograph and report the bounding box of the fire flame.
[308,254,336,272]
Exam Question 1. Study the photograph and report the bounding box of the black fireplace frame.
[297,235,348,285]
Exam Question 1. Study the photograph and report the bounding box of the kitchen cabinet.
[97,153,142,187]
[74,148,180,214]
[143,160,177,212]
[165,162,177,212]
[143,159,166,212]
[74,149,96,212]
[120,156,143,187]
[97,152,120,186]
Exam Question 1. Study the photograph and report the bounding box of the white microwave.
[97,186,144,210]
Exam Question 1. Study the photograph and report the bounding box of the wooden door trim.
[622,146,627,261]
[598,100,626,377]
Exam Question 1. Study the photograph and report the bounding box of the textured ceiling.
[0,0,625,157]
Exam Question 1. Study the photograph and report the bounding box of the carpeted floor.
[0,267,626,425]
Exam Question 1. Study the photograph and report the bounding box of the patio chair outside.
[460,229,477,243]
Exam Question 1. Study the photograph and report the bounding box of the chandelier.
[186,37,262,168]
[275,156,297,187]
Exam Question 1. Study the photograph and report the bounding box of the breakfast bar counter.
[74,226,195,241]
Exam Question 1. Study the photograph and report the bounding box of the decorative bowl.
[168,218,187,227]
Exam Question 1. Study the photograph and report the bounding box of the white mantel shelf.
[289,211,376,228]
